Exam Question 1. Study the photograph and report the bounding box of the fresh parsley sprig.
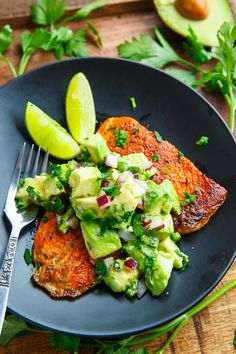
[0,25,17,77]
[1,279,235,353]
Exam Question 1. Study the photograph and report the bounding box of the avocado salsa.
[16,132,189,298]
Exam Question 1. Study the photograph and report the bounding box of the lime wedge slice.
[25,102,80,160]
[66,72,96,142]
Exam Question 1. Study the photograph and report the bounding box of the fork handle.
[0,227,20,334]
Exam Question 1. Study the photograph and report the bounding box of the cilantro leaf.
[115,129,128,147]
[195,136,209,146]
[50,333,80,352]
[0,25,14,53]
[118,27,179,69]
[86,20,103,47]
[102,184,121,196]
[23,248,33,265]
[178,151,184,163]
[95,261,108,275]
[152,154,159,161]
[64,29,88,57]
[180,192,196,205]
[66,0,108,21]
[165,68,196,86]
[26,185,40,201]
[183,27,212,64]
[233,330,236,349]
[154,130,163,142]
[42,196,65,212]
[31,0,65,26]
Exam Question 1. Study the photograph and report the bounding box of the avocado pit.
[175,0,208,20]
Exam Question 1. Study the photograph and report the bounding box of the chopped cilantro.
[102,184,121,196]
[195,136,209,146]
[178,151,184,163]
[233,331,236,349]
[130,97,137,110]
[56,180,63,190]
[180,192,196,205]
[131,214,143,238]
[43,196,65,212]
[95,261,108,275]
[152,154,159,162]
[26,186,40,201]
[80,149,90,161]
[114,129,128,147]
[129,166,140,173]
[23,248,33,265]
[154,130,163,143]
[41,216,48,223]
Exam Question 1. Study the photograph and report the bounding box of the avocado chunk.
[145,251,174,296]
[71,196,107,220]
[158,236,189,269]
[144,179,180,215]
[44,176,65,200]
[104,258,139,297]
[80,220,122,259]
[16,175,47,208]
[110,177,145,219]
[80,133,110,163]
[145,214,174,240]
[119,153,149,171]
[124,234,159,271]
[50,160,77,183]
[154,0,234,47]
[69,166,101,198]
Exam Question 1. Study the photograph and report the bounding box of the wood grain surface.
[0,1,235,354]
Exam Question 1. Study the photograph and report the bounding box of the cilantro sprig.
[0,25,17,77]
[1,280,235,353]
[118,23,236,132]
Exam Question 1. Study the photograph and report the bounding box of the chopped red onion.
[103,257,114,270]
[149,223,165,231]
[135,179,148,190]
[124,258,138,270]
[118,230,134,242]
[133,174,139,179]
[144,161,153,170]
[96,194,111,209]
[101,179,109,188]
[105,153,118,168]
[142,219,152,228]
[137,198,144,210]
[137,279,147,299]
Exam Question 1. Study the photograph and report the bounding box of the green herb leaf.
[50,333,80,352]
[180,192,196,205]
[152,154,159,161]
[130,97,137,110]
[23,248,33,265]
[115,129,128,147]
[118,27,179,69]
[64,29,88,58]
[154,130,163,142]
[26,185,40,201]
[68,0,108,21]
[41,216,48,222]
[103,184,121,196]
[95,260,108,275]
[86,20,103,47]
[178,151,184,163]
[43,196,64,212]
[31,0,65,26]
[183,27,212,64]
[195,136,209,146]
[233,330,236,349]
[165,68,196,86]
[131,214,143,238]
[0,25,14,53]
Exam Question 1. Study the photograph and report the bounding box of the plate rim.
[0,57,235,337]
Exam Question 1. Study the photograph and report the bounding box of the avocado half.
[154,0,234,46]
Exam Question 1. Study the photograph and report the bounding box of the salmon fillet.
[32,212,97,298]
[98,117,227,234]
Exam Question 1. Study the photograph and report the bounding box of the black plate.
[0,58,235,337]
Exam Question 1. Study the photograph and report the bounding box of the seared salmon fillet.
[33,212,97,297]
[98,117,227,234]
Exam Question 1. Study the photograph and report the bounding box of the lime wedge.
[25,102,80,160]
[66,72,96,142]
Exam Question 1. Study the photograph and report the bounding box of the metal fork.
[0,143,48,334]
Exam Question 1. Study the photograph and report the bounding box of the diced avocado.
[170,232,181,243]
[145,251,174,296]
[110,177,145,219]
[16,175,47,208]
[154,0,234,47]
[44,176,65,200]
[80,133,110,163]
[158,236,189,269]
[145,214,174,240]
[56,208,79,233]
[104,258,139,296]
[124,235,158,271]
[120,153,149,171]
[80,220,122,259]
[50,160,77,183]
[69,166,101,197]
[144,179,180,215]
[70,196,107,220]
[160,179,181,215]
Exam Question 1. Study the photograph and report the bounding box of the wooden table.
[0,1,235,353]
